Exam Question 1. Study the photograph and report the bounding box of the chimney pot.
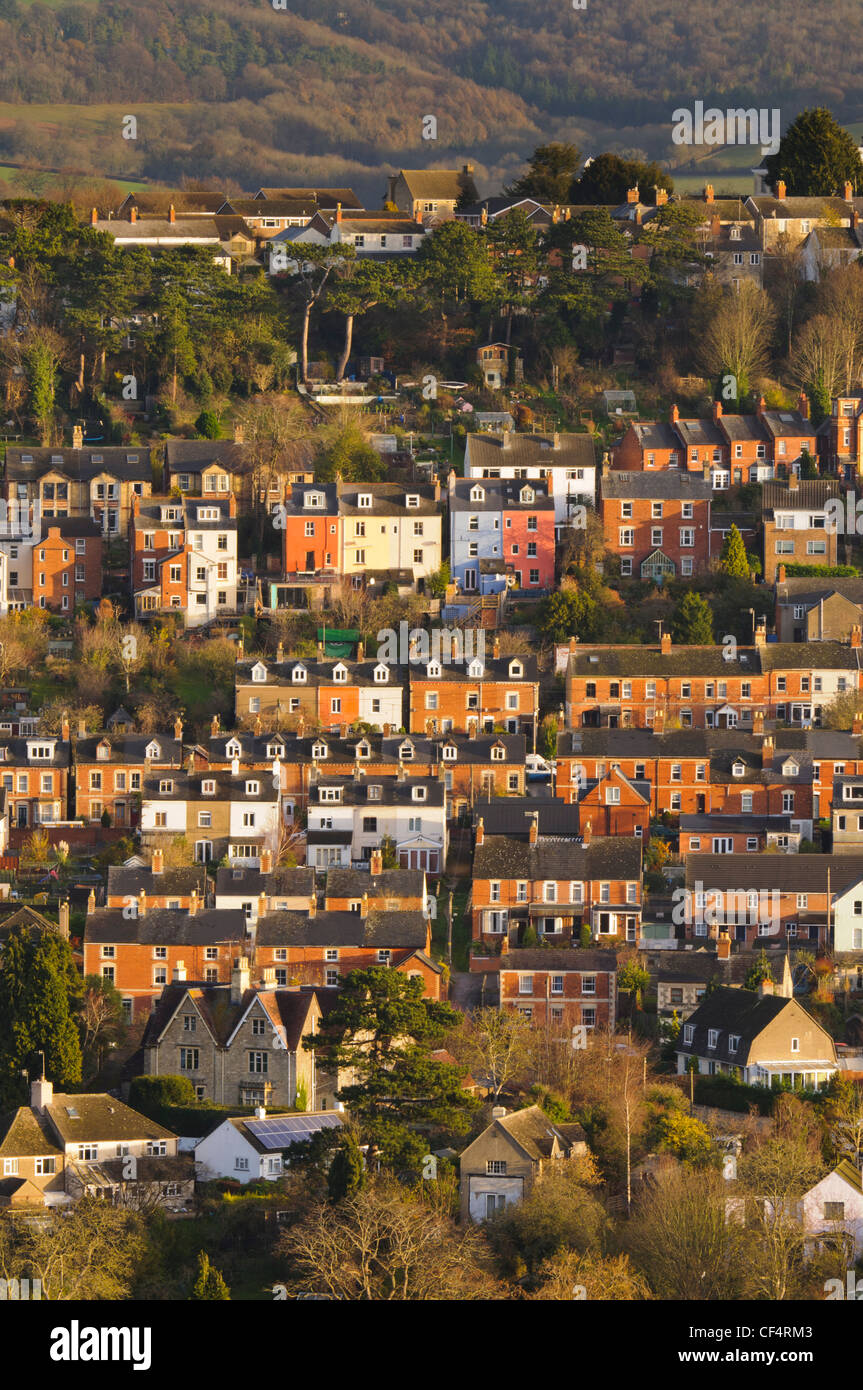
[151,848,164,875]
[476,817,484,847]
[716,931,731,961]
[168,203,176,224]
[776,179,787,201]
[30,1075,53,1114]
[660,632,672,656]
[844,180,854,202]
[851,626,862,650]
[704,184,714,203]
[370,847,383,877]
[260,848,273,875]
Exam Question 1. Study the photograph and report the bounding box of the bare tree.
[791,313,853,401]
[698,281,777,397]
[449,1006,533,1099]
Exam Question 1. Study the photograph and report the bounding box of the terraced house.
[681,853,863,948]
[497,947,618,1032]
[139,761,282,866]
[4,435,153,534]
[463,429,596,533]
[234,652,406,733]
[471,819,642,947]
[449,475,555,593]
[408,642,540,740]
[131,493,238,625]
[600,469,713,579]
[762,477,839,583]
[73,729,184,827]
[306,769,447,873]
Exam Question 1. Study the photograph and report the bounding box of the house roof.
[255,187,362,207]
[677,986,835,1068]
[624,421,680,452]
[254,908,428,950]
[76,736,183,764]
[6,447,152,483]
[142,982,317,1051]
[465,432,596,469]
[500,948,617,973]
[45,1093,176,1146]
[473,834,641,881]
[164,439,249,472]
[494,1104,586,1161]
[472,797,582,837]
[107,864,209,899]
[685,854,863,894]
[214,866,315,898]
[776,577,863,607]
[450,478,555,511]
[601,471,713,500]
[324,867,425,899]
[84,908,246,946]
[396,169,476,201]
[761,479,836,512]
[0,1105,61,1157]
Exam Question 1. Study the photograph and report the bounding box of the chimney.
[138,888,146,918]
[433,478,441,504]
[448,468,457,496]
[231,956,250,1003]
[499,936,509,957]
[172,961,187,982]
[777,564,787,584]
[211,713,220,736]
[276,641,284,663]
[231,755,240,776]
[758,977,774,998]
[752,709,765,735]
[90,207,98,226]
[845,180,854,202]
[357,641,364,662]
[187,751,195,776]
[168,203,176,224]
[626,186,639,204]
[476,817,484,847]
[492,636,501,660]
[335,202,342,223]
[129,205,137,224]
[233,423,245,445]
[582,819,592,846]
[30,1075,53,1114]
[78,719,87,739]
[254,1106,267,1119]
[361,891,369,919]
[72,424,84,449]
[852,712,863,736]
[151,848,164,875]
[87,887,96,915]
[716,931,731,961]
[756,395,766,419]
[852,626,862,650]
[258,890,267,918]
[704,184,714,204]
[229,492,237,518]
[660,632,672,656]
[776,180,787,201]
[669,403,679,424]
[762,733,774,768]
[712,400,722,422]
[260,848,273,875]
[370,847,383,876]
[491,1105,507,1118]
[254,715,263,736]
[297,715,305,738]
[710,214,721,237]
[702,463,712,483]
[798,391,810,420]
[174,716,183,742]
[552,431,560,450]
[502,430,513,450]
[528,813,538,846]
[260,967,276,988]
[754,617,767,647]
[61,712,70,743]
[58,899,70,939]
[788,471,799,491]
[189,888,199,917]
[654,188,668,206]
[309,894,316,918]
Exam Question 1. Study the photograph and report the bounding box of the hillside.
[0,0,862,198]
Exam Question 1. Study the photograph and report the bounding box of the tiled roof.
[466,432,596,469]
[685,854,863,893]
[601,471,713,500]
[473,834,641,880]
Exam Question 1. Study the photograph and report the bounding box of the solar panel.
[245,1112,342,1151]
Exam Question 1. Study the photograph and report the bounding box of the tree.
[654,1111,715,1168]
[190,1250,231,1300]
[485,207,541,344]
[78,974,126,1082]
[303,968,478,1169]
[326,259,404,382]
[764,107,860,197]
[528,1249,651,1301]
[572,153,672,203]
[538,714,559,761]
[0,1198,145,1300]
[129,1073,197,1116]
[415,221,497,322]
[327,1130,367,1203]
[277,1178,495,1300]
[698,280,776,402]
[427,560,450,599]
[194,408,221,438]
[287,244,353,383]
[626,1167,750,1300]
[618,958,651,1000]
[671,590,714,645]
[506,142,581,204]
[744,949,774,992]
[823,1076,863,1164]
[450,1006,532,1100]
[537,584,601,645]
[719,523,751,579]
[0,926,83,1108]
[484,1160,607,1282]
[379,834,398,870]
[23,332,64,444]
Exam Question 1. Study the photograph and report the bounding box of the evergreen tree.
[190,1251,230,1300]
[506,142,581,204]
[327,1131,367,1203]
[0,926,83,1108]
[764,107,861,197]
[719,523,750,579]
[670,590,715,645]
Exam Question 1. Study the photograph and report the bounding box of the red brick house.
[600,469,712,579]
[32,519,102,611]
[498,947,618,1031]
[408,640,540,740]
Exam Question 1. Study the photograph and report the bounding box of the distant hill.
[0,0,861,197]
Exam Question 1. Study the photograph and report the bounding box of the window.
[486,1160,507,1175]
[35,1156,56,1175]
[180,1047,199,1070]
[519,975,534,995]
[824,1201,845,1220]
[249,1052,269,1074]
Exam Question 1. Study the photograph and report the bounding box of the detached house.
[195,1110,345,1183]
[459,1104,587,1224]
[385,165,478,226]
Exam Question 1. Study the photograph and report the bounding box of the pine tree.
[719,523,750,580]
[0,926,82,1108]
[670,591,715,646]
[190,1251,230,1300]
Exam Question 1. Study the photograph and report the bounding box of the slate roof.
[336,483,440,516]
[94,218,223,241]
[235,658,405,688]
[680,813,796,833]
[255,187,362,207]
[673,418,726,448]
[676,986,836,1068]
[324,867,425,899]
[473,797,582,837]
[776,577,863,607]
[215,866,315,898]
[762,480,836,512]
[500,948,617,973]
[715,414,770,443]
[164,439,249,473]
[76,736,183,765]
[473,834,641,880]
[601,471,713,500]
[255,908,428,949]
[107,864,209,899]
[142,982,317,1050]
[84,908,247,946]
[308,776,445,808]
[684,854,863,894]
[466,433,596,470]
[653,950,751,986]
[410,655,539,683]
[6,447,152,483]
[142,770,280,802]
[450,478,554,511]
[493,1104,586,1160]
[45,1093,176,1146]
[624,421,680,452]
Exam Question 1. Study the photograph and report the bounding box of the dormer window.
[96,742,110,761]
[399,742,414,761]
[159,780,173,795]
[367,783,382,800]
[783,761,799,777]
[442,744,457,761]
[332,664,348,683]
[357,494,372,509]
[491,744,505,761]
[202,779,216,795]
[245,780,260,796]
[373,664,389,683]
[519,486,534,503]
[319,786,342,802]
[251,663,267,683]
[412,786,427,801]
[266,743,285,759]
[145,742,161,760]
[469,485,485,503]
[305,492,324,508]
[426,661,442,678]
[355,741,370,758]
[732,761,745,778]
[312,742,327,759]
[508,659,523,678]
[406,494,419,508]
[292,665,307,683]
[226,739,242,757]
[467,658,484,678]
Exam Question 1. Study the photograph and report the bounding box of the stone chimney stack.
[189,888,199,917]
[492,636,501,660]
[787,469,798,491]
[704,184,714,203]
[87,887,96,915]
[502,430,513,450]
[776,179,787,200]
[716,931,731,961]
[476,817,484,847]
[168,203,176,224]
[448,468,457,496]
[370,847,383,876]
[174,716,183,742]
[260,848,273,875]
[72,424,84,449]
[138,888,146,918]
[582,819,592,846]
[528,812,538,846]
[231,956,250,1003]
[211,713,220,737]
[758,977,774,998]
[851,625,862,650]
[233,423,245,445]
[151,848,164,875]
[258,890,267,919]
[660,632,672,656]
[58,899,70,939]
[361,891,369,919]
